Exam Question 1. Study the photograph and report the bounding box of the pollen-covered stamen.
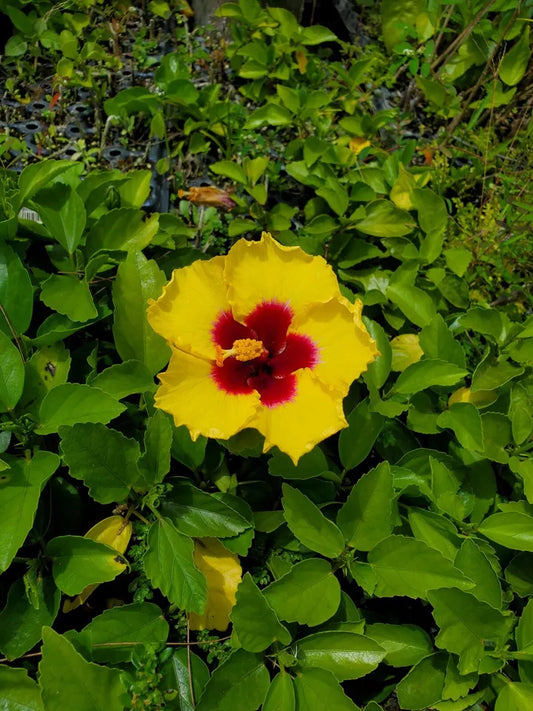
[215,338,266,367]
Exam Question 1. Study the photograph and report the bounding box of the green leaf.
[112,251,170,375]
[499,27,531,86]
[231,573,291,652]
[138,409,173,487]
[20,342,71,415]
[496,682,533,711]
[160,478,252,538]
[387,280,437,328]
[413,188,447,234]
[263,558,341,626]
[337,462,394,550]
[454,538,502,609]
[365,623,433,667]
[396,653,448,710]
[282,484,345,558]
[0,241,33,337]
[18,160,81,206]
[509,383,533,445]
[37,384,126,434]
[471,353,523,392]
[171,425,207,470]
[60,423,140,503]
[0,450,59,572]
[300,25,338,44]
[86,208,159,256]
[419,315,466,368]
[77,602,169,663]
[196,650,270,711]
[0,666,43,711]
[316,183,349,217]
[144,517,207,613]
[516,598,533,684]
[263,672,295,711]
[478,512,533,552]
[0,576,60,660]
[408,508,462,560]
[47,535,128,595]
[0,330,25,412]
[293,668,360,711]
[338,398,385,469]
[268,447,329,480]
[210,160,247,184]
[368,535,473,599]
[393,360,468,395]
[355,199,415,237]
[295,631,385,681]
[160,649,210,711]
[90,359,155,400]
[244,104,293,129]
[436,403,484,452]
[40,275,97,322]
[39,627,124,711]
[428,588,514,674]
[32,182,86,255]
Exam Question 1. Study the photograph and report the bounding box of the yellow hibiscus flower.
[147,232,378,463]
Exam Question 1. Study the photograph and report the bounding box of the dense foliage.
[1,0,532,709]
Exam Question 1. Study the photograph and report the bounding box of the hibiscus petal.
[147,256,228,359]
[291,297,378,394]
[212,310,252,348]
[245,300,293,354]
[155,349,260,440]
[254,369,347,464]
[269,332,319,376]
[225,232,341,321]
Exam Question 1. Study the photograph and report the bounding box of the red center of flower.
[211,301,319,407]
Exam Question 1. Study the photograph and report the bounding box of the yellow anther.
[215,339,265,367]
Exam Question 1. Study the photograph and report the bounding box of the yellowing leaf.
[390,167,418,210]
[349,137,371,156]
[448,386,497,408]
[295,50,308,74]
[188,538,242,631]
[63,516,132,613]
[391,334,423,371]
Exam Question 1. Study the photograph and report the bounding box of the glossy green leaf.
[78,602,169,663]
[137,409,173,487]
[90,359,155,400]
[86,208,158,256]
[429,588,514,674]
[40,275,97,322]
[479,512,533,552]
[293,667,361,710]
[393,359,468,395]
[496,682,533,711]
[263,558,341,626]
[231,573,291,652]
[387,280,437,328]
[196,650,270,711]
[499,26,531,86]
[471,353,523,392]
[18,159,81,205]
[0,450,59,572]
[112,251,170,375]
[396,652,448,710]
[516,598,533,684]
[0,241,33,337]
[268,446,329,480]
[0,576,60,660]
[60,423,140,503]
[365,623,433,667]
[368,535,473,599]
[32,182,86,255]
[337,462,394,550]
[39,627,124,711]
[408,508,462,560]
[454,538,502,609]
[436,403,484,452]
[37,384,126,434]
[144,517,207,614]
[47,535,128,596]
[339,398,385,469]
[160,649,210,711]
[509,383,533,445]
[355,199,415,237]
[282,484,345,558]
[0,666,43,711]
[363,317,392,389]
[295,631,385,681]
[263,672,295,711]
[0,330,25,412]
[160,478,251,538]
